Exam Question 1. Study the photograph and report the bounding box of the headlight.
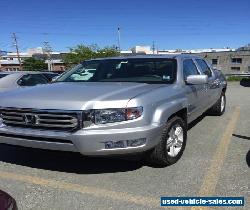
[89,107,143,125]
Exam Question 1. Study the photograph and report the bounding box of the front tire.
[209,92,226,116]
[146,116,187,167]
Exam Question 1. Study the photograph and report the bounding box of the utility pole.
[117,27,121,52]
[43,41,53,71]
[152,41,155,54]
[12,33,22,70]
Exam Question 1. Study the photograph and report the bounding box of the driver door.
[183,59,209,122]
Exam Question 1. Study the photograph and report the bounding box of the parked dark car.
[40,72,59,82]
[0,71,49,92]
[0,73,9,79]
[0,190,17,210]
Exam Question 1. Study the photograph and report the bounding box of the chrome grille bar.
[0,107,82,132]
[2,115,23,120]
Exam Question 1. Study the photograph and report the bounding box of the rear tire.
[146,116,187,167]
[209,92,226,116]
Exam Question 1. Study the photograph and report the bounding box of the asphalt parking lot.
[0,82,249,210]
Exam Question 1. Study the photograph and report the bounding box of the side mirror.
[17,79,25,86]
[186,75,208,85]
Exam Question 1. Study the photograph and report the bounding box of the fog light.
[104,140,125,149]
[104,138,146,149]
[127,138,146,147]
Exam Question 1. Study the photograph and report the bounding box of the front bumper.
[0,124,163,156]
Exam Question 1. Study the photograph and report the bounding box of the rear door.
[183,59,208,122]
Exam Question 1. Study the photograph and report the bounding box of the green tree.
[62,44,120,67]
[96,46,120,58]
[22,57,47,71]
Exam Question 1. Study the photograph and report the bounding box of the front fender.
[151,98,188,126]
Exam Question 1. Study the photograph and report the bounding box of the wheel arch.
[168,108,187,124]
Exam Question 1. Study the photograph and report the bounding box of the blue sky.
[0,0,250,52]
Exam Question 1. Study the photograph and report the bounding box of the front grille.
[0,107,82,132]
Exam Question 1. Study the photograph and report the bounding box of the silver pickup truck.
[0,55,227,166]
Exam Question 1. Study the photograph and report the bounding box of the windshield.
[57,58,177,84]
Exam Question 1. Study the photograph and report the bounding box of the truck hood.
[0,82,165,110]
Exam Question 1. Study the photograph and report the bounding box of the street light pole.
[117,27,121,51]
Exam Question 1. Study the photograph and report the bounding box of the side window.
[183,59,199,80]
[17,74,48,86]
[196,59,212,77]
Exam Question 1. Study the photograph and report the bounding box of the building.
[127,45,235,55]
[158,48,235,54]
[197,50,250,73]
[0,52,29,71]
[131,46,152,54]
[123,45,250,74]
[0,48,66,72]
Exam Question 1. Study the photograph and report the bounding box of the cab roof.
[88,54,203,61]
